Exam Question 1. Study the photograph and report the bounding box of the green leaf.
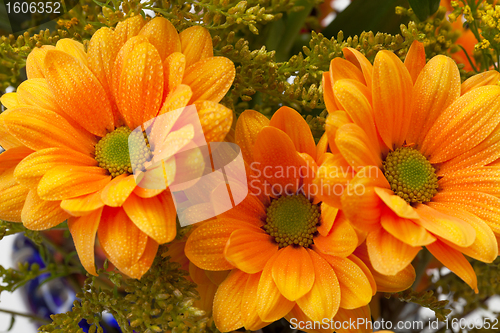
[407,0,441,21]
[322,0,409,39]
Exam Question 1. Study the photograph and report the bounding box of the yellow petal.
[163,52,186,96]
[257,251,295,321]
[374,187,420,219]
[117,42,164,129]
[0,146,33,174]
[159,84,192,115]
[422,85,500,163]
[22,190,70,230]
[139,17,181,61]
[241,272,270,330]
[44,50,115,137]
[68,208,103,276]
[113,237,158,279]
[406,55,461,146]
[235,109,269,164]
[55,39,88,66]
[26,45,55,79]
[429,202,498,263]
[97,207,149,268]
[380,207,436,246]
[348,254,377,296]
[269,106,317,160]
[296,249,340,321]
[180,26,214,67]
[16,78,61,113]
[100,174,137,207]
[114,15,145,46]
[1,92,21,109]
[195,100,233,142]
[123,191,177,244]
[272,246,315,301]
[372,50,413,148]
[426,240,478,293]
[462,70,500,95]
[2,106,96,154]
[60,190,105,217]
[335,123,382,168]
[404,40,426,84]
[366,227,421,275]
[212,269,247,331]
[184,57,235,103]
[414,203,476,247]
[321,253,372,309]
[0,168,29,222]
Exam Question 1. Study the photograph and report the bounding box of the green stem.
[412,249,433,290]
[0,308,51,324]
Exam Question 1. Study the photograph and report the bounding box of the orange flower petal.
[26,45,55,79]
[60,190,105,217]
[184,57,235,103]
[316,132,329,163]
[272,246,315,301]
[0,146,33,174]
[253,126,307,195]
[114,237,158,279]
[16,79,61,113]
[348,254,376,296]
[343,47,373,91]
[372,50,413,148]
[285,304,332,333]
[0,168,29,222]
[206,270,230,285]
[116,42,164,129]
[333,79,379,151]
[426,240,478,293]
[374,187,420,219]
[336,123,382,168]
[123,191,177,244]
[68,208,103,276]
[437,121,500,175]
[322,72,338,113]
[438,166,500,196]
[257,251,295,321]
[366,227,421,275]
[185,219,245,271]
[22,190,70,230]
[235,109,270,164]
[132,187,164,198]
[2,106,96,154]
[224,228,278,274]
[422,85,500,163]
[269,106,317,160]
[407,55,461,146]
[429,202,498,263]
[114,15,145,46]
[212,269,247,331]
[195,282,218,314]
[321,253,372,309]
[462,70,500,95]
[87,27,120,105]
[195,100,233,142]
[313,153,352,208]
[317,202,338,236]
[14,147,96,189]
[380,207,436,246]
[36,165,109,201]
[414,203,475,247]
[55,39,87,66]
[329,57,366,85]
[340,166,389,232]
[138,17,181,61]
[296,249,340,321]
[334,306,372,333]
[314,211,358,257]
[97,206,149,268]
[44,50,114,137]
[100,174,137,207]
[159,84,192,115]
[325,111,352,153]
[241,272,270,330]
[0,93,20,109]
[179,26,214,68]
[163,52,186,96]
[354,243,416,293]
[404,40,426,84]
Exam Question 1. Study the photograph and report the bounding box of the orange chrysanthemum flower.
[0,15,235,278]
[319,41,500,292]
[184,107,378,332]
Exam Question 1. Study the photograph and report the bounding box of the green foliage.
[39,248,215,333]
[407,0,441,21]
[385,288,452,321]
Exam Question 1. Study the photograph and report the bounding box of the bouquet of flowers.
[1,0,500,332]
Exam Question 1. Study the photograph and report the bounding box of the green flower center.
[263,194,320,248]
[382,147,438,204]
[95,127,152,178]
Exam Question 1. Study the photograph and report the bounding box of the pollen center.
[95,127,151,178]
[382,147,438,204]
[264,194,320,248]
